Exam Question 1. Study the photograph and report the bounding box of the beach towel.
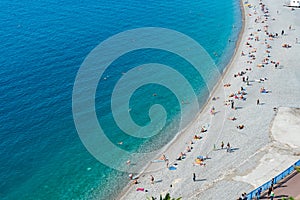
[151,160,165,163]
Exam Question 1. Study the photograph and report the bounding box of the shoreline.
[117,0,247,198]
[118,0,300,198]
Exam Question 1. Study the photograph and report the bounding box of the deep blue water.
[0,0,241,199]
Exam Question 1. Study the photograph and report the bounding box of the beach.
[0,0,242,199]
[119,0,300,199]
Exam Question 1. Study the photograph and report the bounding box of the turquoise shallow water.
[0,0,241,199]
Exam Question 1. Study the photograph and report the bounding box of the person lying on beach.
[240,95,245,100]
[234,71,246,78]
[258,78,268,83]
[177,152,186,160]
[229,93,234,98]
[260,87,269,93]
[263,57,270,63]
[194,158,206,166]
[237,125,245,129]
[212,96,219,101]
[132,179,139,185]
[229,117,237,121]
[224,83,231,87]
[194,135,201,140]
[186,146,192,152]
[282,43,291,48]
[257,63,264,67]
[200,127,207,133]
[239,71,246,76]
[160,154,168,161]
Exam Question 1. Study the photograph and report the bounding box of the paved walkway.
[274,172,300,200]
[261,172,300,200]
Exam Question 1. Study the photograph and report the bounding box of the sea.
[0,0,242,199]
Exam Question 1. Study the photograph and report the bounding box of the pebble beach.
[119,0,300,199]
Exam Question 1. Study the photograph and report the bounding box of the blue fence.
[246,159,300,199]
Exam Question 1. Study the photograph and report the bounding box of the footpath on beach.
[119,0,300,199]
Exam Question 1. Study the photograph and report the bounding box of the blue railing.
[246,159,300,199]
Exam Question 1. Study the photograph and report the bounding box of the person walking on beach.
[226,142,231,152]
[281,30,284,36]
[210,106,215,115]
[129,173,133,180]
[257,99,260,105]
[150,175,154,184]
[193,173,196,182]
[221,141,224,149]
[296,38,298,44]
[231,100,235,109]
